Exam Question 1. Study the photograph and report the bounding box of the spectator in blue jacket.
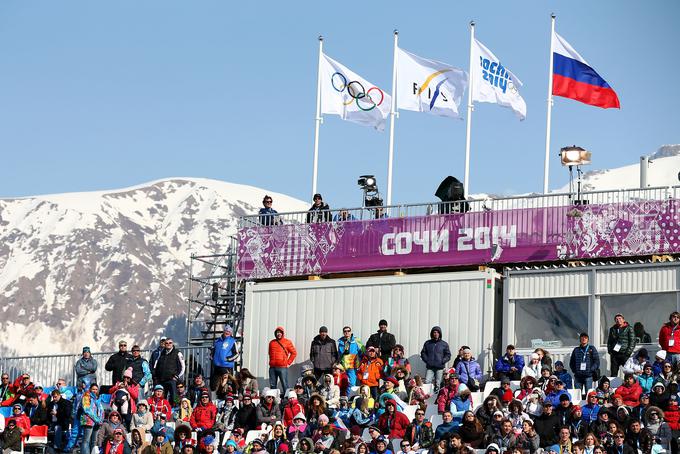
[454,348,482,392]
[554,361,573,390]
[75,347,99,386]
[652,350,668,377]
[212,325,238,391]
[569,333,599,395]
[258,195,280,226]
[581,391,600,424]
[494,345,525,381]
[420,326,451,394]
[544,380,570,407]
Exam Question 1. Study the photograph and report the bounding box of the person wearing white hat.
[653,350,668,376]
[522,353,542,380]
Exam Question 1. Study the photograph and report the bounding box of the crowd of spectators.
[2,313,680,454]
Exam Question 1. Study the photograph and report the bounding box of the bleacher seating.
[482,381,499,400]
[23,425,48,454]
[429,414,443,428]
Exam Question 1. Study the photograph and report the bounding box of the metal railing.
[239,185,680,228]
[0,346,212,388]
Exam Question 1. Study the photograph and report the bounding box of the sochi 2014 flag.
[319,53,391,131]
[552,31,620,109]
[471,38,527,120]
[396,47,468,118]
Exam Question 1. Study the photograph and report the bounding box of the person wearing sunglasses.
[338,327,363,387]
[258,195,281,226]
[306,193,331,223]
[610,430,635,454]
[403,408,434,451]
[105,340,132,385]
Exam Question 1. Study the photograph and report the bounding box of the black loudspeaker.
[435,176,469,214]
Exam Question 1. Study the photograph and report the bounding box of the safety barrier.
[238,185,679,227]
[0,346,212,387]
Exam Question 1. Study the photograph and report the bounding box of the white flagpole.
[543,14,556,194]
[386,29,399,206]
[464,21,475,196]
[312,35,324,198]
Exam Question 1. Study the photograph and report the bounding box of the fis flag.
[471,38,527,120]
[396,47,467,118]
[320,53,391,131]
[552,32,620,109]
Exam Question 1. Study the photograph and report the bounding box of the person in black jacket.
[310,326,338,379]
[234,395,258,434]
[420,326,451,393]
[366,320,397,364]
[106,340,132,385]
[24,393,49,426]
[307,194,331,223]
[570,333,600,397]
[607,431,635,454]
[534,401,560,448]
[48,388,74,451]
[154,338,186,405]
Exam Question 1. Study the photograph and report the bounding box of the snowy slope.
[0,178,307,355]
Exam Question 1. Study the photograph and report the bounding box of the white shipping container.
[243,270,500,383]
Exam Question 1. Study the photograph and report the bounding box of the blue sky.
[0,1,678,207]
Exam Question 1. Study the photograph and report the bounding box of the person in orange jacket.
[268,326,297,392]
[357,347,384,399]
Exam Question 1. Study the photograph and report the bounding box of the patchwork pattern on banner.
[238,199,680,280]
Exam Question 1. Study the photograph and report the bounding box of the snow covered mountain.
[557,144,680,192]
[0,178,307,355]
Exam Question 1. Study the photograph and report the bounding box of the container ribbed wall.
[244,271,498,381]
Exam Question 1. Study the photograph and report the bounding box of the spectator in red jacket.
[659,312,680,365]
[8,403,31,437]
[377,399,410,439]
[190,391,217,431]
[10,373,35,405]
[436,373,461,414]
[268,326,297,393]
[148,385,172,420]
[332,364,349,396]
[614,374,643,407]
[664,400,680,433]
[283,390,305,427]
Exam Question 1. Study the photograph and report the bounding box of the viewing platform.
[237,186,680,280]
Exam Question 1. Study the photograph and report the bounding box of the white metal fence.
[238,185,680,228]
[0,346,212,387]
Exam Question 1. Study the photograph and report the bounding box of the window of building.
[600,293,677,345]
[514,297,589,349]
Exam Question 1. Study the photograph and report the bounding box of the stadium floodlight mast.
[559,145,591,204]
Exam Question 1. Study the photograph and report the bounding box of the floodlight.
[357,175,377,191]
[560,146,591,167]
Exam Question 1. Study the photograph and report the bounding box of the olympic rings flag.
[396,47,468,118]
[319,53,391,131]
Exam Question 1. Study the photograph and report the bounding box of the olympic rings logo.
[331,72,384,112]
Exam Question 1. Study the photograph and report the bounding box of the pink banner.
[237,199,680,280]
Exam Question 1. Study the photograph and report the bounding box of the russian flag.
[552,31,620,109]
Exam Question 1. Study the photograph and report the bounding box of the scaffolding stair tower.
[186,237,245,370]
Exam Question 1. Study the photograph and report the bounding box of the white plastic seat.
[568,388,582,404]
[483,381,500,400]
[430,414,443,428]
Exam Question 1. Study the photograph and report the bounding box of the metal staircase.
[186,237,244,369]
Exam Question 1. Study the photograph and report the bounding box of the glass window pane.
[514,297,589,348]
[600,293,677,345]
